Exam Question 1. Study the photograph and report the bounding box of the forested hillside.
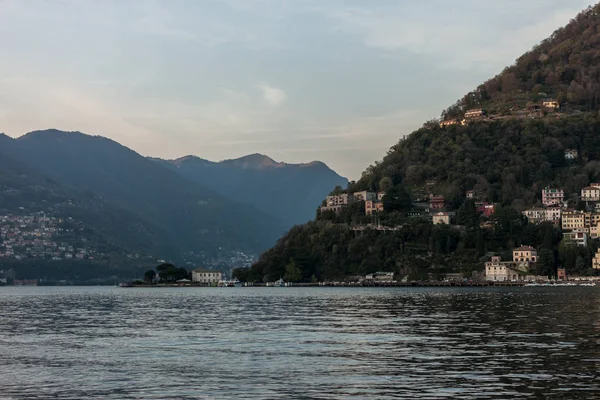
[243,3,600,283]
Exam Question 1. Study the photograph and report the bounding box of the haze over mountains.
[153,154,348,226]
[0,129,346,264]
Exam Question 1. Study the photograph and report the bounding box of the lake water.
[0,286,599,399]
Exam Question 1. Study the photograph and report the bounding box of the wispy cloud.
[258,84,287,107]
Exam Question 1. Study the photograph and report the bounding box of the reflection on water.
[0,286,599,399]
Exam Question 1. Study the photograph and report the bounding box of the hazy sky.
[0,0,592,179]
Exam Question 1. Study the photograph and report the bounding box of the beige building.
[464,109,486,119]
[439,119,458,127]
[365,200,384,215]
[522,208,547,224]
[562,211,587,230]
[432,212,450,225]
[542,99,560,109]
[513,246,537,263]
[581,186,600,202]
[485,256,525,282]
[590,224,600,239]
[191,268,222,284]
[326,193,354,207]
[593,249,600,269]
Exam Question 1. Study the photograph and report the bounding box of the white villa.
[191,268,222,284]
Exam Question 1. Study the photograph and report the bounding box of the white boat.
[579,282,597,287]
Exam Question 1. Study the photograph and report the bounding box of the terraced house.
[541,187,564,206]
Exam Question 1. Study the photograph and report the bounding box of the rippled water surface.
[1,287,600,399]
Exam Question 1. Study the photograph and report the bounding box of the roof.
[192,268,221,273]
[582,186,600,190]
[514,245,536,251]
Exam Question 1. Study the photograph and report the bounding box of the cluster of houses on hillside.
[321,191,386,216]
[439,99,561,127]
[522,183,600,247]
[0,213,98,261]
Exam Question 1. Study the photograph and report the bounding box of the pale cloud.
[258,84,287,107]
[322,1,587,70]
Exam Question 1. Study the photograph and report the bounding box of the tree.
[382,184,412,212]
[283,259,302,282]
[144,269,156,283]
[379,177,393,191]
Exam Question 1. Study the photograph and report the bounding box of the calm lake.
[0,286,599,399]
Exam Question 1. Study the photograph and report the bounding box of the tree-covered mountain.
[0,130,286,263]
[153,153,348,227]
[244,3,600,283]
[443,4,600,118]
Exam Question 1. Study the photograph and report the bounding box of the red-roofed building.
[430,195,445,210]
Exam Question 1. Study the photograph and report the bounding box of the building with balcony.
[542,187,564,206]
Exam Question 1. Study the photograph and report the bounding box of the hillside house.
[564,149,578,160]
[522,208,546,224]
[353,191,376,202]
[523,207,561,225]
[564,228,589,247]
[541,187,564,206]
[430,195,445,210]
[593,249,600,269]
[377,192,386,201]
[432,212,450,225]
[542,99,560,109]
[466,190,476,199]
[476,202,495,217]
[590,224,600,239]
[365,200,384,215]
[192,268,222,284]
[581,186,600,202]
[557,268,567,280]
[326,193,354,207]
[562,210,587,230]
[513,246,537,263]
[464,108,486,119]
[439,119,458,127]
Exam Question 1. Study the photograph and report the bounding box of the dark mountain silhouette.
[0,130,286,261]
[153,154,348,227]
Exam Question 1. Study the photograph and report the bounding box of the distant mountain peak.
[221,153,283,170]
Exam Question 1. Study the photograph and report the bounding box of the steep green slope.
[443,4,600,118]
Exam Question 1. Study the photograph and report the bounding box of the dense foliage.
[352,114,600,209]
